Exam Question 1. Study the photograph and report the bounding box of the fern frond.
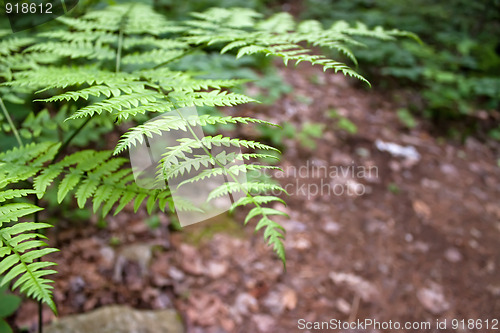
[168,90,257,107]
[184,7,415,86]
[204,178,288,265]
[114,114,277,155]
[0,141,59,165]
[25,42,115,60]
[255,215,286,264]
[38,30,117,43]
[0,142,60,182]
[245,206,288,224]
[0,190,37,203]
[0,37,35,56]
[0,203,58,314]
[190,7,262,28]
[0,203,43,223]
[0,143,172,217]
[56,16,120,32]
[160,136,279,164]
[122,37,189,49]
[168,78,251,92]
[230,195,285,212]
[38,82,146,102]
[207,181,286,201]
[176,164,279,187]
[114,101,176,122]
[68,90,163,119]
[8,67,134,90]
[121,49,186,65]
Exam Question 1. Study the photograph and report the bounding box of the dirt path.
[16,65,500,333]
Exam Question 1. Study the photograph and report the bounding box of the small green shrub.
[327,109,358,134]
[397,108,417,129]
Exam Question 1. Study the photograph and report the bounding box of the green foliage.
[327,109,358,134]
[297,123,325,149]
[0,106,114,148]
[0,3,406,313]
[173,53,292,105]
[303,0,500,138]
[336,118,358,134]
[397,108,417,129]
[183,7,416,86]
[0,192,58,314]
[387,182,400,194]
[0,283,22,333]
[258,121,325,149]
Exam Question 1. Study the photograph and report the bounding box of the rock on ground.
[46,305,184,333]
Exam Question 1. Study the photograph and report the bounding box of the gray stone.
[46,305,184,333]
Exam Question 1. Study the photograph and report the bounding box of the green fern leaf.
[0,189,37,202]
[68,91,163,120]
[57,171,82,203]
[0,208,58,314]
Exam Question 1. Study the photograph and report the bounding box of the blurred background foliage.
[2,0,498,144]
[149,0,500,141]
[300,0,500,140]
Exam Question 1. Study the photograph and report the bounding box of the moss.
[181,214,245,246]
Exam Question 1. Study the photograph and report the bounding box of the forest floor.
[15,64,500,333]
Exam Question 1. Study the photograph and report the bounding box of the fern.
[7,67,135,90]
[0,37,36,56]
[0,2,411,311]
[38,82,147,102]
[0,175,58,314]
[0,216,58,314]
[25,42,116,60]
[185,8,418,85]
[114,114,277,154]
[0,142,173,216]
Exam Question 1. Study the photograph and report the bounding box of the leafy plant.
[397,108,417,129]
[258,121,324,149]
[297,122,324,149]
[0,283,22,333]
[328,109,358,134]
[0,3,409,314]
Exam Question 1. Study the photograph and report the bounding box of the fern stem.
[39,299,43,333]
[52,117,92,162]
[0,97,23,146]
[61,0,67,13]
[35,196,43,333]
[115,29,124,73]
[115,4,134,73]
